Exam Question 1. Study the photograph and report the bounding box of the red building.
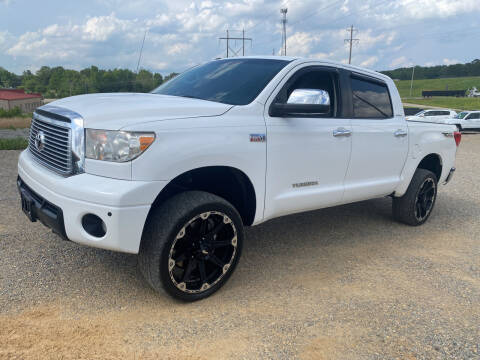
[0,89,43,113]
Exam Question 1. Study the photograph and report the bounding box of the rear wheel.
[139,191,244,301]
[392,169,438,226]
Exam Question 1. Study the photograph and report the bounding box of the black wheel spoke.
[208,254,225,268]
[198,259,207,282]
[199,219,208,235]
[206,221,225,238]
[416,202,422,218]
[182,258,196,282]
[211,239,233,248]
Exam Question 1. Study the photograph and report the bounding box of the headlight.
[85,129,155,162]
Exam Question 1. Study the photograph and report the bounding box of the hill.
[393,76,480,98]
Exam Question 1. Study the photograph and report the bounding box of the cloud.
[443,58,460,65]
[390,56,412,68]
[286,32,323,57]
[360,56,378,68]
[1,0,480,74]
[82,13,134,41]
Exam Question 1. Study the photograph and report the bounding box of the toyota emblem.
[35,131,45,151]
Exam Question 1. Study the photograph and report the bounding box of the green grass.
[402,97,480,110]
[0,138,28,150]
[394,76,480,98]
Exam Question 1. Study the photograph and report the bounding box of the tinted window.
[424,111,435,116]
[282,70,337,117]
[152,59,290,105]
[467,113,480,119]
[351,77,393,118]
[438,111,450,115]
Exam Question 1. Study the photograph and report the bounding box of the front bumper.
[18,150,167,253]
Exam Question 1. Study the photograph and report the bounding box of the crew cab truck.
[17,57,461,301]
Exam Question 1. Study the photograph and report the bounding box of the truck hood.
[47,93,233,129]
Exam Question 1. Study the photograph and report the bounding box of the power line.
[289,0,344,26]
[344,25,359,64]
[219,29,252,58]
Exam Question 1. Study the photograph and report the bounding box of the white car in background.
[445,110,480,131]
[406,109,458,123]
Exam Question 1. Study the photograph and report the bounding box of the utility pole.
[409,65,415,97]
[219,29,252,58]
[280,8,288,56]
[344,25,359,64]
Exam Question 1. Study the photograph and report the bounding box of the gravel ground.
[1,136,479,359]
[0,128,29,140]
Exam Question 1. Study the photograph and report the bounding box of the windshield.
[456,112,468,119]
[152,58,290,105]
[414,110,425,116]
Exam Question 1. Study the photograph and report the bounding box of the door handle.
[333,127,351,137]
[394,129,408,137]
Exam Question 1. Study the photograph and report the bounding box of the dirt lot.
[1,136,479,359]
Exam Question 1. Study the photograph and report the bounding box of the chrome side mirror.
[287,89,330,106]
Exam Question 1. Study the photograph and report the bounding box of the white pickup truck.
[406,109,458,122]
[18,57,461,301]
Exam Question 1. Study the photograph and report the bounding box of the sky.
[0,0,479,75]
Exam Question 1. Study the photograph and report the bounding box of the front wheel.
[392,169,438,226]
[139,191,244,301]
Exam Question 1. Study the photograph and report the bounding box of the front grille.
[28,115,73,175]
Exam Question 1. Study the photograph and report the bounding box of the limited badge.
[250,134,266,142]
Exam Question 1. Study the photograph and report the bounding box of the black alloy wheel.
[168,211,238,294]
[139,191,244,301]
[392,168,438,226]
[414,178,436,222]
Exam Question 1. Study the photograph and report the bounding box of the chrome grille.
[29,115,72,175]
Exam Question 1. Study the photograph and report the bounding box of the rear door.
[342,73,409,203]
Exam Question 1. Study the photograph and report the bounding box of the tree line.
[0,66,178,98]
[381,59,480,81]
[2,59,479,98]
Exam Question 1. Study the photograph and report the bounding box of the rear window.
[351,76,393,119]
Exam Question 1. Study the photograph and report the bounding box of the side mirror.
[269,89,331,117]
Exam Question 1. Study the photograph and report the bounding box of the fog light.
[82,214,106,237]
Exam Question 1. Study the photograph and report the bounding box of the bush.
[0,107,23,118]
[0,138,29,150]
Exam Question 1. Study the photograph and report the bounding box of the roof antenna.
[136,29,148,73]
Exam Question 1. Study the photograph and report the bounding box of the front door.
[264,67,352,220]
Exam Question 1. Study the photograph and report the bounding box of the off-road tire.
[392,169,438,226]
[139,191,244,301]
